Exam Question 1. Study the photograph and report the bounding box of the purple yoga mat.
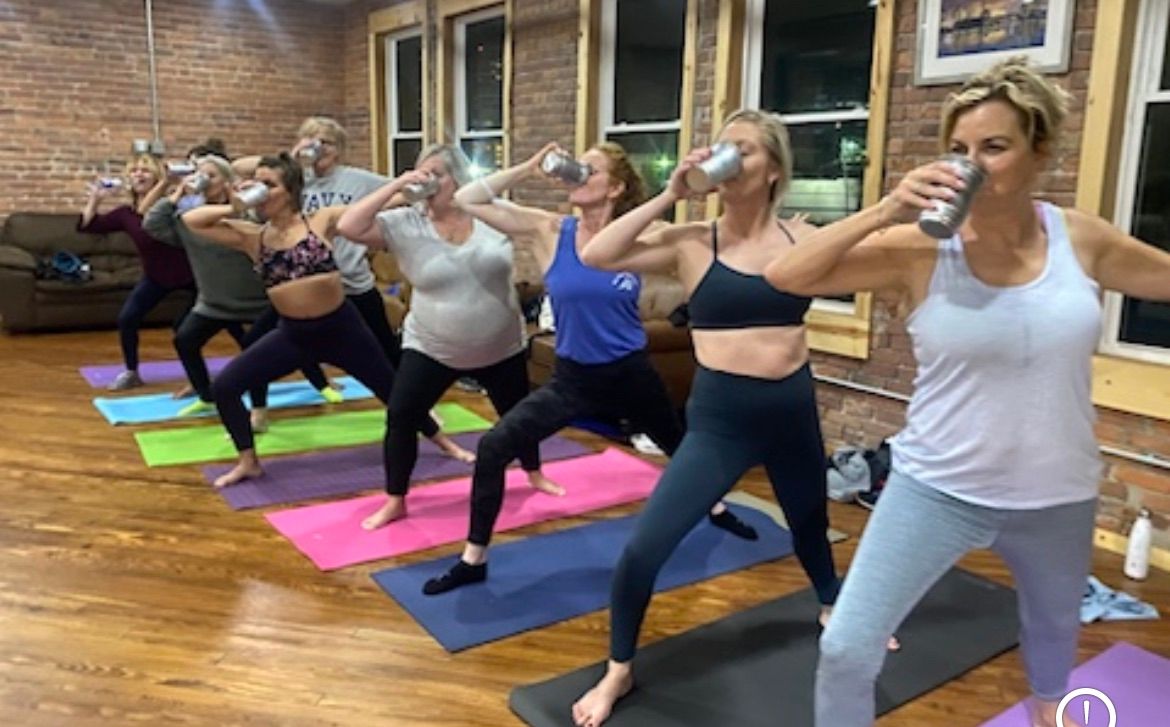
[80,356,232,388]
[980,641,1170,726]
[202,432,593,510]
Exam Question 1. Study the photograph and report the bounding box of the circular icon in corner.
[1055,687,1116,727]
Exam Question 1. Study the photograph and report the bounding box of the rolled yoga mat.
[980,641,1170,727]
[510,567,1020,727]
[94,376,371,425]
[371,503,793,652]
[205,432,592,510]
[80,356,232,388]
[265,447,663,570]
[133,402,491,467]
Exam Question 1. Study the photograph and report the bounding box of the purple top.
[78,205,194,288]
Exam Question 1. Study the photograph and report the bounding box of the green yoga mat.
[134,403,492,467]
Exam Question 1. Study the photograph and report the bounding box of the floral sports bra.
[254,215,338,288]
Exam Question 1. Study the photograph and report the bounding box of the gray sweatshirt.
[145,198,268,321]
[301,165,388,296]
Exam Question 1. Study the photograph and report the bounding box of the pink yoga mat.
[80,356,232,387]
[980,641,1170,726]
[265,447,662,570]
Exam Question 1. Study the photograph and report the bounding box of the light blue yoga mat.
[371,503,793,652]
[93,376,373,425]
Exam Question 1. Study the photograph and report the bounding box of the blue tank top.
[688,221,810,328]
[544,217,646,364]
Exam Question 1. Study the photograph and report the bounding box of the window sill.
[1093,354,1170,422]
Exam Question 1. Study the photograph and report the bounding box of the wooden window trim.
[368,5,428,175]
[1075,0,1170,422]
[708,0,896,360]
[437,0,512,169]
[576,0,697,220]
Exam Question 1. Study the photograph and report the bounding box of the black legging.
[468,351,682,545]
[213,301,403,453]
[384,348,538,496]
[609,363,840,662]
[118,276,194,370]
[174,309,343,406]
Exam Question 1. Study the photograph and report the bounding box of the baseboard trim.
[1094,527,1170,575]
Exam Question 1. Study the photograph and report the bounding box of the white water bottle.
[1124,508,1152,580]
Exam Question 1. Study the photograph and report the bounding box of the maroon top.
[78,205,194,288]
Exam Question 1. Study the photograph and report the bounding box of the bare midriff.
[691,325,808,380]
[267,271,346,319]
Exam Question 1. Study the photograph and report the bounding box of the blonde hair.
[196,154,235,183]
[940,56,1071,153]
[123,154,163,204]
[590,141,646,219]
[297,116,348,152]
[718,109,793,213]
[416,144,473,186]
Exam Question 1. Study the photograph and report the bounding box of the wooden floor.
[1,327,1168,727]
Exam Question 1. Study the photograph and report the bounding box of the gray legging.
[816,470,1096,726]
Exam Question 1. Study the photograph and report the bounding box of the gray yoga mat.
[510,567,1019,727]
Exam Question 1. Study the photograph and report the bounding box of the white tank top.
[892,202,1103,509]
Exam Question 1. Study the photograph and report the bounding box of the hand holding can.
[916,155,985,238]
[540,150,592,186]
[684,142,743,194]
[234,182,269,209]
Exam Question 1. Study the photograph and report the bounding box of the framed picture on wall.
[915,0,1075,85]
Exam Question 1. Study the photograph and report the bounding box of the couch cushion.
[0,244,36,271]
[35,269,137,295]
[3,212,137,257]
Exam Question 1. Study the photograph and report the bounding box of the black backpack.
[863,440,891,492]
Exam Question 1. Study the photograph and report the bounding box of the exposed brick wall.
[0,0,346,223]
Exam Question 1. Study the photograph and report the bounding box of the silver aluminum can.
[297,140,323,165]
[97,177,124,190]
[131,139,152,155]
[684,142,742,193]
[540,151,592,186]
[166,161,196,177]
[188,172,210,193]
[236,184,269,208]
[917,155,986,239]
[403,176,440,202]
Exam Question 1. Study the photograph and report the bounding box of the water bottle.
[1124,509,1152,580]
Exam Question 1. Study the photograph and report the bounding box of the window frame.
[437,0,512,174]
[384,28,424,176]
[1102,0,1170,366]
[716,0,895,359]
[578,0,696,219]
[367,4,428,175]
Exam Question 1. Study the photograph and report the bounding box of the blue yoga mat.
[93,376,373,425]
[371,503,793,652]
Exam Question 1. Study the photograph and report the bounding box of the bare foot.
[434,435,475,463]
[571,662,633,727]
[819,609,900,652]
[214,460,263,488]
[527,471,566,496]
[1031,699,1083,727]
[361,497,407,531]
[172,384,195,399]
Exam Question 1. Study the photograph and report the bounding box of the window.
[385,30,423,176]
[1106,0,1170,364]
[455,8,505,176]
[743,0,875,227]
[599,0,687,200]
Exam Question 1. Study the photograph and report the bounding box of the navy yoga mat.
[371,503,793,652]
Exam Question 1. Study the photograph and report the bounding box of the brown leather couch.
[0,212,193,333]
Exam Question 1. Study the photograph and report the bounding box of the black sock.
[708,508,758,541]
[422,559,487,596]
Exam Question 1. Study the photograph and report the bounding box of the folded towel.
[1081,575,1160,624]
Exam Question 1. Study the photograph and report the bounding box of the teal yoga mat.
[94,376,372,425]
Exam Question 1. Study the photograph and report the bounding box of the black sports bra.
[687,221,810,329]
